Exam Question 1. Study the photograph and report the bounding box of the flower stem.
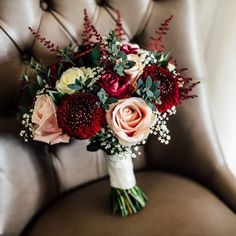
[111,185,147,217]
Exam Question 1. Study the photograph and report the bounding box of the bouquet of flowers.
[18,10,198,217]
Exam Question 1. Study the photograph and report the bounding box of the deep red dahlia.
[99,72,134,99]
[143,65,180,113]
[57,93,106,139]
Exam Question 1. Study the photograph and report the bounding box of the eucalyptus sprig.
[96,88,118,110]
[136,76,161,111]
[106,31,136,76]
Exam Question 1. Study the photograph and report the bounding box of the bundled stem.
[111,185,147,217]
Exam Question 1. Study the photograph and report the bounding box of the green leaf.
[87,142,101,152]
[137,79,144,87]
[136,89,142,96]
[153,89,160,97]
[28,84,39,97]
[145,76,152,89]
[124,60,136,69]
[20,74,29,81]
[67,84,82,90]
[118,51,127,61]
[146,89,154,98]
[102,103,109,110]
[75,78,81,85]
[106,97,118,104]
[37,75,45,88]
[114,63,124,76]
[97,88,108,104]
[90,45,100,66]
[147,101,157,111]
[48,90,65,105]
[84,77,93,87]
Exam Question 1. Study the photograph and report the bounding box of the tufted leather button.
[40,1,49,11]
[96,0,105,6]
[22,53,29,61]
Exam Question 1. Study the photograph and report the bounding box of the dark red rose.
[57,93,106,139]
[120,44,138,54]
[99,72,134,99]
[143,65,180,113]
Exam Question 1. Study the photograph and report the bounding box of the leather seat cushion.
[24,171,236,236]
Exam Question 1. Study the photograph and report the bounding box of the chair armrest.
[208,165,236,212]
[0,116,58,235]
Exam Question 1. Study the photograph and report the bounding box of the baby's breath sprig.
[19,109,34,142]
[88,126,129,156]
[150,106,176,145]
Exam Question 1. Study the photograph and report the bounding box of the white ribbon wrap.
[106,155,136,189]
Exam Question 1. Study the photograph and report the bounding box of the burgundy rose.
[120,44,139,54]
[142,65,180,113]
[99,72,134,99]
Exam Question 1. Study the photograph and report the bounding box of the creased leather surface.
[0,0,235,235]
[24,172,236,236]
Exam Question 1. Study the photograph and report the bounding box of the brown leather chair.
[0,0,236,235]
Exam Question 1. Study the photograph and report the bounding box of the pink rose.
[32,94,70,145]
[124,54,144,86]
[99,72,134,99]
[106,97,156,146]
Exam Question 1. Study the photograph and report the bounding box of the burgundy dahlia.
[57,93,106,139]
[143,65,180,113]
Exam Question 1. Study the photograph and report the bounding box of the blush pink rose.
[106,97,156,146]
[124,54,144,86]
[32,94,70,145]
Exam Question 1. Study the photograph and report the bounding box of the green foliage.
[89,44,101,66]
[57,47,75,65]
[97,88,118,110]
[48,90,65,106]
[106,31,136,76]
[136,76,161,111]
[87,142,101,152]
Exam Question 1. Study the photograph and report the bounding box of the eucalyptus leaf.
[146,89,154,98]
[145,76,152,89]
[97,88,108,104]
[107,97,118,104]
[102,103,109,110]
[114,63,124,76]
[136,90,141,96]
[67,84,82,90]
[137,79,144,87]
[147,102,157,111]
[153,89,160,97]
[125,60,136,69]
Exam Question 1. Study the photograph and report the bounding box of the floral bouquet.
[18,10,198,217]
